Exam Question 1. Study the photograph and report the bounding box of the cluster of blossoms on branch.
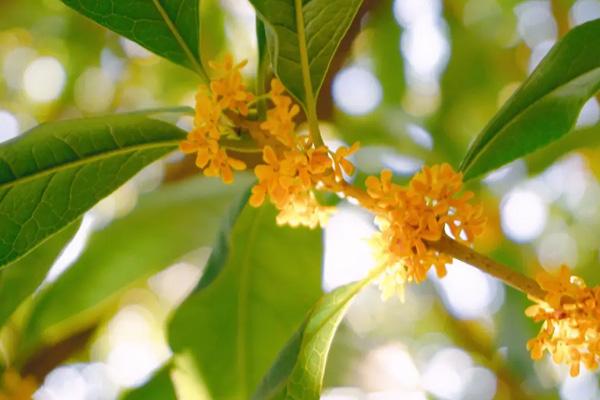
[527,266,600,376]
[178,55,600,378]
[180,54,486,298]
[365,165,486,300]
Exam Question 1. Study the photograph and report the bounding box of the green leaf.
[60,0,205,76]
[122,365,177,400]
[256,17,269,120]
[460,19,600,180]
[249,0,363,106]
[0,114,185,269]
[254,277,373,400]
[23,176,251,349]
[526,123,600,175]
[168,203,323,400]
[0,221,80,328]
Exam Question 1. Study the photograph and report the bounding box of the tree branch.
[428,236,545,300]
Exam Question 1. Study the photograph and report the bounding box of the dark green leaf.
[254,277,372,400]
[122,364,177,400]
[249,0,363,106]
[23,176,251,349]
[256,17,269,119]
[168,203,323,399]
[60,0,205,75]
[0,115,185,269]
[460,19,600,180]
[0,221,80,328]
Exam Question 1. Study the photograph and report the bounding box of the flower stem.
[428,236,545,300]
[293,0,325,147]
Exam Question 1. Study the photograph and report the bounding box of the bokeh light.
[501,188,548,242]
[0,110,19,143]
[74,68,115,113]
[432,259,504,320]
[570,0,600,26]
[333,65,382,115]
[323,205,376,291]
[23,56,66,102]
[515,1,557,48]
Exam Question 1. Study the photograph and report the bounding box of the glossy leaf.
[0,114,185,269]
[122,365,177,400]
[0,221,80,328]
[168,203,323,399]
[254,278,371,400]
[23,176,251,348]
[60,0,205,75]
[460,19,600,180]
[249,0,363,106]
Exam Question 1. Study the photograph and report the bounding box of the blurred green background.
[1,0,600,399]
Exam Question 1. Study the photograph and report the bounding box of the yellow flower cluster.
[364,164,485,300]
[526,266,600,376]
[181,56,485,296]
[249,80,360,228]
[181,55,359,228]
[179,55,251,183]
[0,369,36,400]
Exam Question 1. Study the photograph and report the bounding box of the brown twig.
[428,236,545,300]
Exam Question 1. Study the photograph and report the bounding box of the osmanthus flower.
[208,54,254,115]
[526,266,600,376]
[275,191,334,229]
[260,79,300,147]
[192,91,222,140]
[179,54,250,183]
[249,143,343,228]
[203,147,246,184]
[364,164,485,300]
[333,141,360,181]
[249,145,298,209]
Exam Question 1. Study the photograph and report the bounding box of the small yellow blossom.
[333,142,360,180]
[250,146,297,208]
[193,91,222,140]
[526,266,600,376]
[366,164,485,301]
[179,133,219,169]
[0,369,37,400]
[250,144,335,228]
[203,148,246,184]
[209,54,254,115]
[275,191,334,228]
[260,79,299,147]
[180,54,252,184]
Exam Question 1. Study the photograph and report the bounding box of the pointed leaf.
[249,0,363,106]
[460,19,600,180]
[60,0,205,75]
[23,177,250,348]
[168,203,323,399]
[254,278,372,400]
[0,115,185,269]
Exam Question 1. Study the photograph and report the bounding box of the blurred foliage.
[0,0,598,399]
